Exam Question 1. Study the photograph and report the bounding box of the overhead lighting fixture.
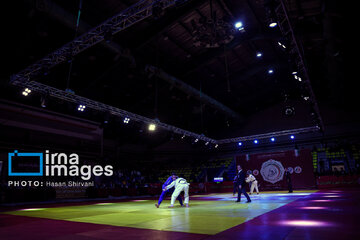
[283,106,295,116]
[292,71,298,75]
[215,144,218,148]
[40,96,47,108]
[278,41,286,49]
[22,88,31,96]
[270,137,275,142]
[77,104,86,112]
[256,52,263,58]
[148,123,156,131]
[123,117,130,124]
[205,141,209,145]
[269,22,277,28]
[238,142,243,146]
[290,135,295,139]
[268,69,274,74]
[234,21,245,31]
[194,138,199,143]
[254,139,258,144]
[181,135,186,139]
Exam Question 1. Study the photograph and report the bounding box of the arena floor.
[1,189,359,239]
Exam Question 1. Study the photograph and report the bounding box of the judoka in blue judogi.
[155,173,183,208]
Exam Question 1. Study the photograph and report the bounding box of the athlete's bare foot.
[155,204,159,208]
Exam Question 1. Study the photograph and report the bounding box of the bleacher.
[157,157,235,183]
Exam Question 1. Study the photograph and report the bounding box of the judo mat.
[1,189,359,240]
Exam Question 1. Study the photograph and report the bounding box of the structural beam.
[10,0,186,85]
[145,65,243,121]
[216,126,320,144]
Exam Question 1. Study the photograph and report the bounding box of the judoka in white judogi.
[164,177,190,207]
[246,174,259,194]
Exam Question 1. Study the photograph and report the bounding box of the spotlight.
[290,135,295,139]
[238,142,243,146]
[268,69,274,74]
[270,137,275,142]
[22,88,31,96]
[254,139,258,144]
[77,104,86,111]
[123,117,130,124]
[40,96,47,108]
[278,41,286,49]
[148,123,156,131]
[256,52,263,58]
[283,106,295,116]
[234,21,244,31]
[269,22,277,28]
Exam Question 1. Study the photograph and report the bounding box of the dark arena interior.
[0,0,357,240]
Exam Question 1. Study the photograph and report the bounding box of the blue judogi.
[157,176,183,206]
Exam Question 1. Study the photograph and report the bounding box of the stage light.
[283,106,295,116]
[40,96,47,108]
[294,75,302,82]
[303,95,310,101]
[238,142,243,146]
[268,69,274,74]
[148,123,156,131]
[270,137,275,142]
[254,139,258,144]
[77,104,86,111]
[269,22,277,28]
[123,117,130,124]
[290,135,295,139]
[234,21,244,31]
[256,52,263,58]
[22,88,31,96]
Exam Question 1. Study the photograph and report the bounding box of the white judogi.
[246,174,259,194]
[165,177,189,205]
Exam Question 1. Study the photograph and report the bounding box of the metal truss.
[216,126,320,144]
[10,0,181,85]
[13,80,217,143]
[275,0,325,131]
[9,0,322,146]
[11,79,321,145]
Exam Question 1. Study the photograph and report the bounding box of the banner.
[236,149,316,190]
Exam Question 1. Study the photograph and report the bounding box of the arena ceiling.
[3,0,346,147]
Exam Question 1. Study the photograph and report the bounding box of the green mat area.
[5,191,316,235]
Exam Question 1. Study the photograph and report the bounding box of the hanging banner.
[236,149,315,190]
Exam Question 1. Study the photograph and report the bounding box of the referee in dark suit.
[235,165,251,203]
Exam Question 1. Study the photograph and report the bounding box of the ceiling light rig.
[191,0,241,48]
[272,0,324,131]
